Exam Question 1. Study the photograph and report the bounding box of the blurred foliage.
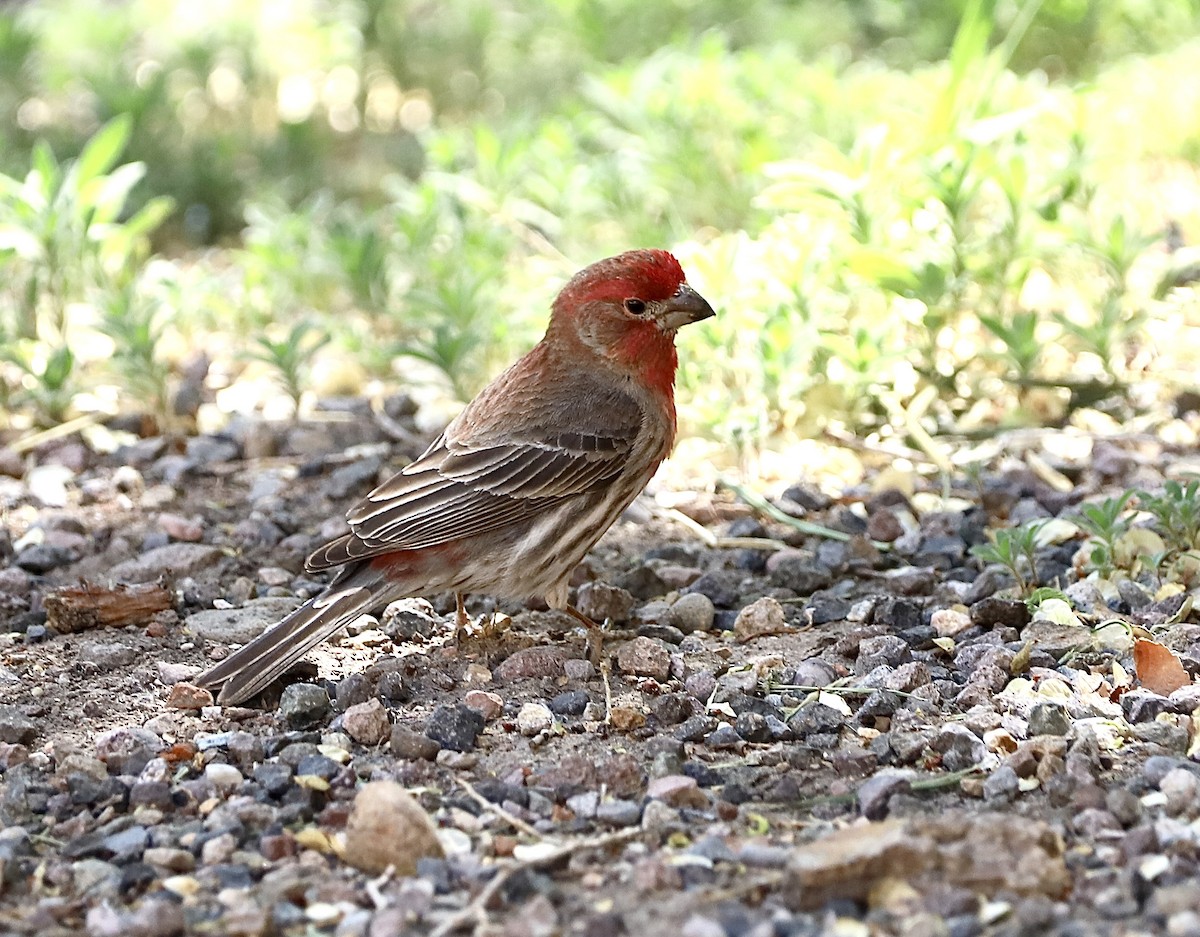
[0,0,1199,456]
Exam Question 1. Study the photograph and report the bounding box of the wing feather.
[306,411,645,573]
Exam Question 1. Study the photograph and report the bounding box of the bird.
[196,249,715,705]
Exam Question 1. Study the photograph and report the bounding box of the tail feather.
[196,572,395,705]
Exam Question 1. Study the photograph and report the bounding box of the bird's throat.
[612,323,678,403]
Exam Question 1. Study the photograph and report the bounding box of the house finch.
[197,249,715,704]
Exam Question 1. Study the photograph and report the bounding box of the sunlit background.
[2,0,1200,486]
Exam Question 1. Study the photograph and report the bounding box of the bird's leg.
[454,592,469,644]
[565,604,606,665]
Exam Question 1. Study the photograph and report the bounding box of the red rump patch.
[557,249,686,309]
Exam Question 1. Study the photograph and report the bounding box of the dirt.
[2,425,1199,937]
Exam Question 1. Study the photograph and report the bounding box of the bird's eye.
[624,298,646,315]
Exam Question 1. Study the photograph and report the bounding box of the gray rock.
[855,635,912,674]
[787,702,846,739]
[15,544,76,573]
[186,597,300,644]
[931,724,987,771]
[0,705,36,744]
[424,703,485,752]
[390,725,441,761]
[549,690,589,716]
[858,772,912,819]
[576,581,635,624]
[278,684,331,728]
[95,726,162,774]
[983,765,1020,803]
[1028,702,1071,737]
[75,639,138,671]
[969,597,1031,629]
[110,542,225,584]
[101,825,149,863]
[665,593,716,634]
[595,799,642,826]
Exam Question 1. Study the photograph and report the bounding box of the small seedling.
[970,519,1046,596]
[1073,491,1135,578]
[246,321,330,418]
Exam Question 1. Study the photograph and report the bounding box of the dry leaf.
[1132,639,1191,695]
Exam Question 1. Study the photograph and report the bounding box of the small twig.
[766,766,985,811]
[370,397,424,447]
[457,777,542,840]
[600,661,613,726]
[655,505,787,551]
[721,478,891,552]
[9,412,104,454]
[772,683,920,700]
[428,828,640,937]
[823,426,939,466]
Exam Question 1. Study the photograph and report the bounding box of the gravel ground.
[3,411,1200,937]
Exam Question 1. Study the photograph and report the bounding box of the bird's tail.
[196,567,394,705]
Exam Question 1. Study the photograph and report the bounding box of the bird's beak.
[656,284,716,331]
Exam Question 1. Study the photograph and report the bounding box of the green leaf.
[74,115,133,186]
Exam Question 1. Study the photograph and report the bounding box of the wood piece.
[44,581,172,633]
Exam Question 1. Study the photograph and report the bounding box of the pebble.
[616,636,672,681]
[549,689,589,716]
[279,684,332,728]
[423,703,484,752]
[575,581,635,623]
[464,690,504,720]
[343,781,444,875]
[858,772,912,819]
[494,647,566,681]
[969,597,1031,629]
[517,702,555,736]
[563,659,595,681]
[595,799,642,827]
[931,608,972,637]
[109,542,224,584]
[734,596,788,641]
[158,512,205,541]
[1028,702,1071,737]
[0,705,36,744]
[186,597,301,644]
[341,698,390,745]
[646,774,708,809]
[665,593,716,634]
[767,550,834,593]
[931,724,987,771]
[95,726,163,774]
[204,763,244,794]
[855,635,911,673]
[684,671,717,701]
[390,725,441,761]
[167,682,213,709]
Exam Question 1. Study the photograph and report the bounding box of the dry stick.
[655,505,787,551]
[9,412,103,454]
[600,661,613,726]
[457,777,542,840]
[428,827,641,937]
[721,478,892,552]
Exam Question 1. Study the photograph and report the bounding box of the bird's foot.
[565,604,607,666]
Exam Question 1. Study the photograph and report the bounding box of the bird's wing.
[306,394,644,571]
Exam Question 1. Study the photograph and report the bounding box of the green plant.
[1136,479,1200,557]
[246,321,331,418]
[96,278,171,426]
[970,519,1047,595]
[1073,491,1135,577]
[0,116,172,340]
[2,341,77,426]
